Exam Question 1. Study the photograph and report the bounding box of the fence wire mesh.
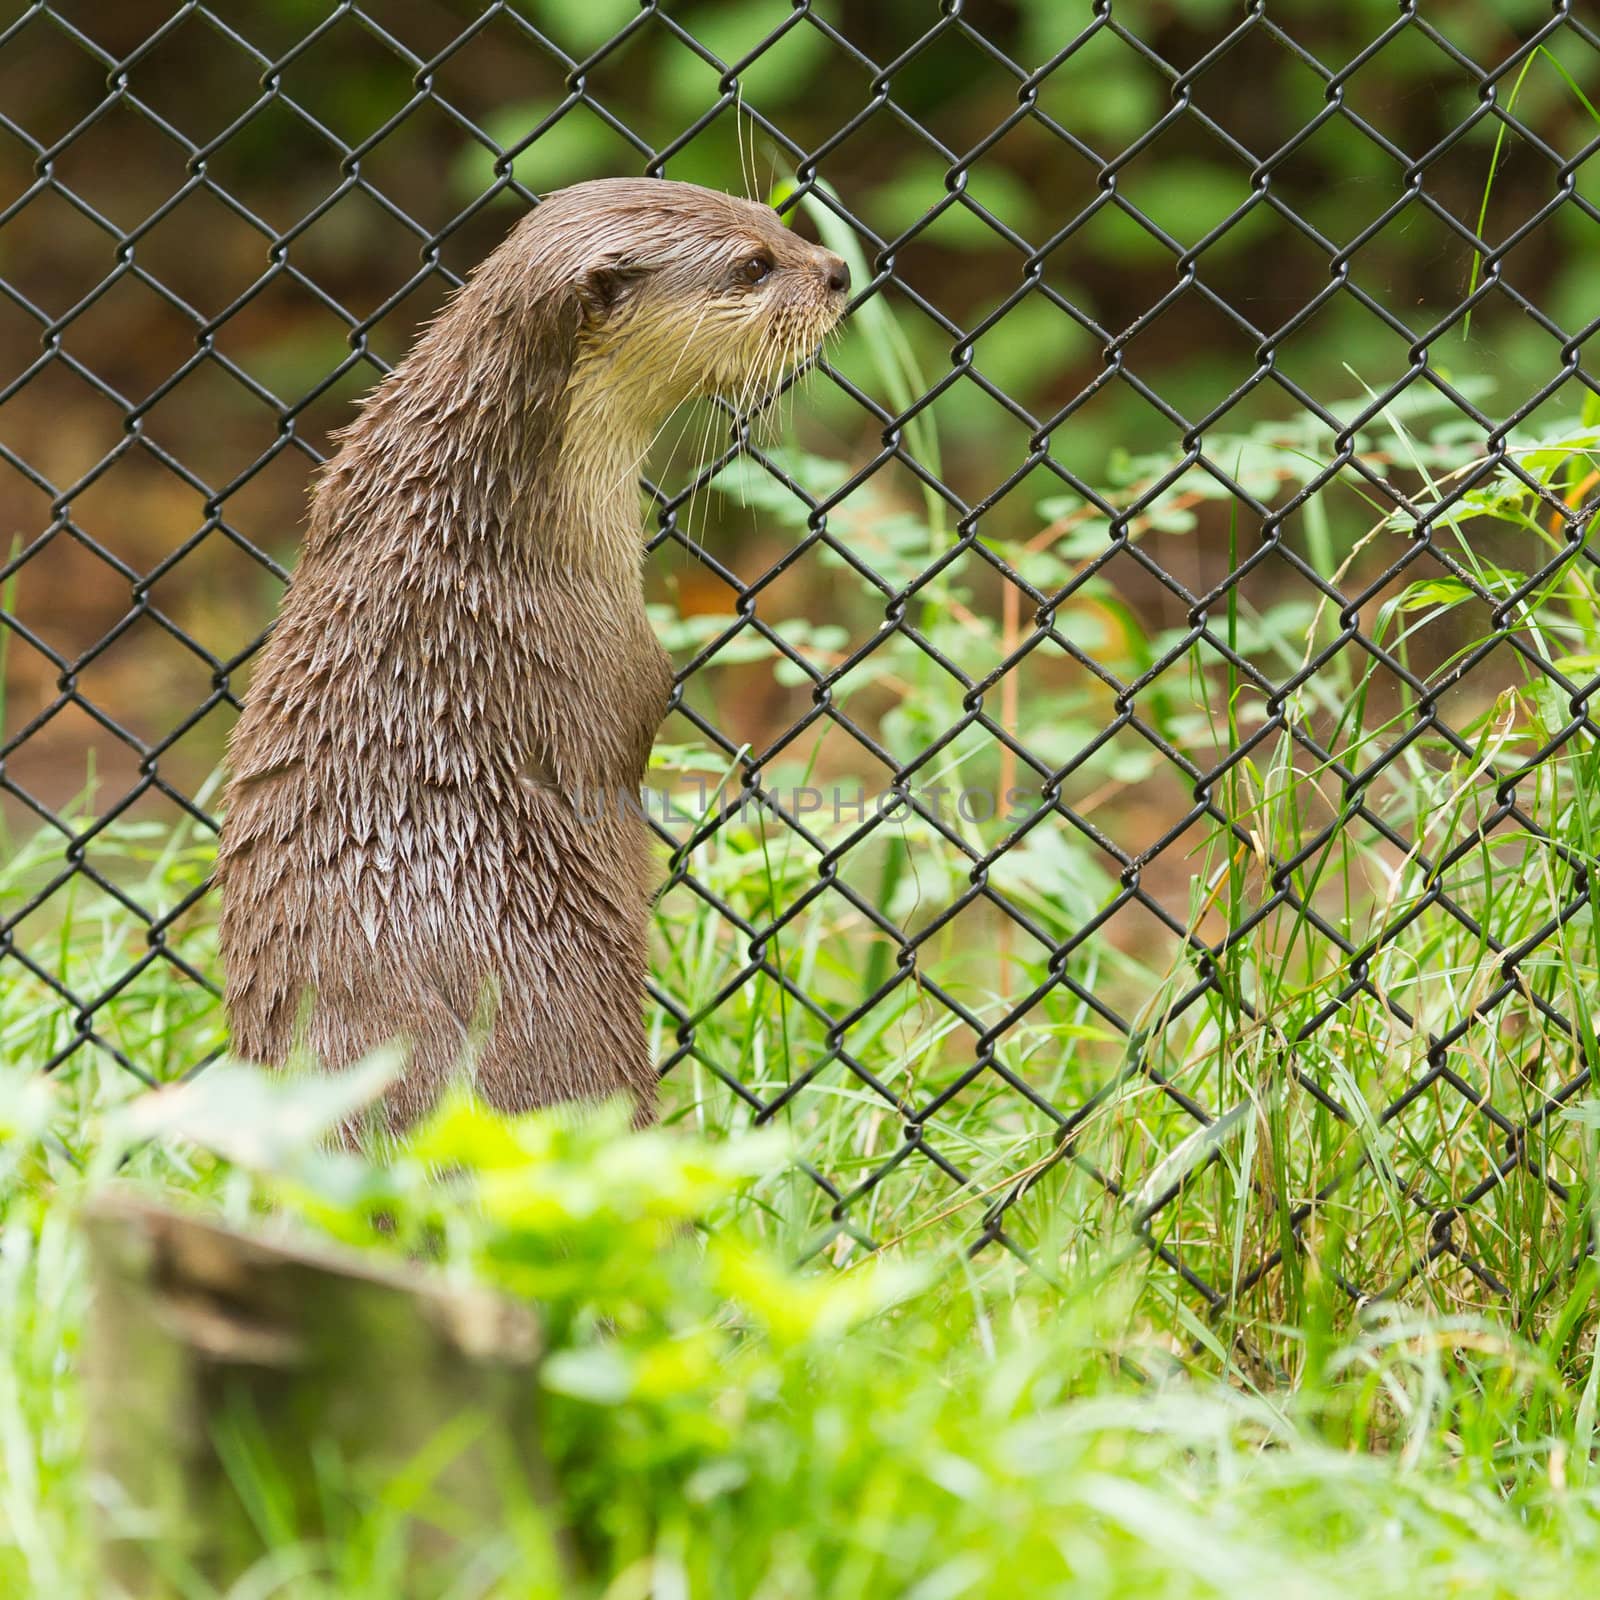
[2,0,1599,1325]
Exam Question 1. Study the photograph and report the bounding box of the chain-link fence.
[3,1,1599,1328]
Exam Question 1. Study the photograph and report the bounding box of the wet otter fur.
[216,178,849,1128]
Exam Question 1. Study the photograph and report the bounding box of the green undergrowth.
[2,1062,1600,1598]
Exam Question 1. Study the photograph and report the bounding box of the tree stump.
[83,1193,564,1594]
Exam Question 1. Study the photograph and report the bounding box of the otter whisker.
[735,86,756,205]
[661,292,718,397]
[787,326,811,439]
[760,337,796,451]
[738,336,778,456]
[656,382,730,559]
[725,331,782,510]
[752,320,804,450]
[735,361,773,509]
[628,292,721,505]
[761,336,793,451]
[773,325,806,447]
[683,383,733,549]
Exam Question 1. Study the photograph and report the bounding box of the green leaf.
[521,0,642,55]
[543,1345,633,1405]
[867,157,1043,250]
[1398,578,1477,612]
[658,7,832,115]
[711,1241,928,1344]
[112,1054,401,1171]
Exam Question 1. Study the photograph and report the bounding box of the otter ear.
[576,258,650,320]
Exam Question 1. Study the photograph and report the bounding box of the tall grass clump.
[638,250,1600,1366]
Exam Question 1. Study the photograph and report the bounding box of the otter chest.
[589,623,674,786]
[498,583,672,794]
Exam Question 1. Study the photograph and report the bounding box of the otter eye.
[740,253,773,284]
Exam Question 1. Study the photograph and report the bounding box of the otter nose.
[823,254,850,295]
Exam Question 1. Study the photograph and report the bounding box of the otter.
[216,178,849,1128]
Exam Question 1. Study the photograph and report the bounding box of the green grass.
[3,1066,1600,1598]
[634,379,1600,1355]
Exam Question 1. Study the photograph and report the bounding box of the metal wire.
[2,1,1598,1316]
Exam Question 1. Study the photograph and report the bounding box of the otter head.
[447,178,849,470]
[557,178,848,407]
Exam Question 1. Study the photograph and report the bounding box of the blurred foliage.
[3,14,1600,1584]
[8,1062,1600,1595]
[1,0,1595,814]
